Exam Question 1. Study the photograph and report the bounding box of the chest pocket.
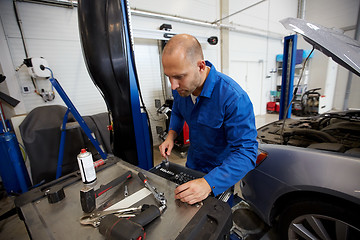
[197,110,223,129]
[196,106,226,150]
[197,98,224,129]
[197,96,224,130]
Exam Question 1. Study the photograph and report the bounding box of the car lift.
[120,0,152,170]
[279,34,297,120]
[78,0,153,171]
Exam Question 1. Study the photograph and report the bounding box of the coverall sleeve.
[168,95,185,136]
[203,94,258,196]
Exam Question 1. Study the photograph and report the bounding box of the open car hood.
[257,110,360,156]
[280,17,360,77]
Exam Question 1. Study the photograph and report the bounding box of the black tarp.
[19,105,111,184]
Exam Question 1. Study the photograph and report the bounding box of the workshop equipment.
[0,105,31,194]
[80,170,132,213]
[45,67,108,172]
[150,161,205,186]
[45,185,65,204]
[279,34,297,120]
[80,204,148,227]
[164,155,170,169]
[150,161,234,204]
[124,185,129,197]
[0,74,20,107]
[300,88,321,116]
[77,149,97,184]
[22,58,108,181]
[138,172,167,207]
[98,204,165,240]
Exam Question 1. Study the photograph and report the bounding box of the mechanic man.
[159,34,258,205]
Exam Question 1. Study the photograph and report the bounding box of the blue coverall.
[169,61,258,196]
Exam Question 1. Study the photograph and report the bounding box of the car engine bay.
[257,111,360,157]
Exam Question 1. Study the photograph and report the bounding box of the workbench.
[15,156,232,239]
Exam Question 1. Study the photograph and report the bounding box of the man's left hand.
[174,178,211,204]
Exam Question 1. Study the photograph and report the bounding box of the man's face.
[162,52,202,97]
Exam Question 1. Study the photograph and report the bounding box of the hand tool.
[124,185,128,197]
[163,155,170,169]
[162,149,170,169]
[45,185,65,204]
[98,204,166,240]
[80,171,132,213]
[105,188,151,211]
[80,205,148,227]
[138,172,167,206]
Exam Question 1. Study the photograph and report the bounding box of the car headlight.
[256,149,268,166]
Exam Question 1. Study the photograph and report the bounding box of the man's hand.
[174,178,211,204]
[159,130,177,158]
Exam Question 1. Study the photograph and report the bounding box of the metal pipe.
[131,9,217,29]
[13,0,41,94]
[220,22,283,40]
[133,9,282,40]
[13,0,29,58]
[343,6,360,110]
[297,0,306,19]
[212,0,267,24]
[18,0,76,8]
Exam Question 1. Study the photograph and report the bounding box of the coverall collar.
[199,61,216,99]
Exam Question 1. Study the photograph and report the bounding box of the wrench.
[80,205,147,227]
[138,172,167,206]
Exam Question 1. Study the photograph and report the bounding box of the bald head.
[163,34,204,64]
[162,34,209,97]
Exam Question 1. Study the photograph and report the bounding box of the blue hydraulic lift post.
[279,34,297,120]
[120,0,152,170]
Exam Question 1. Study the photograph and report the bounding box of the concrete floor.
[0,113,280,240]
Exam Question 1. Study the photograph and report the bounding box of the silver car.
[240,18,360,239]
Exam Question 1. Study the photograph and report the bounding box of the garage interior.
[0,0,359,239]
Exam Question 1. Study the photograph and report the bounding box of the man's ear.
[197,60,206,72]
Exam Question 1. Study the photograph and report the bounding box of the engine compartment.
[257,111,360,157]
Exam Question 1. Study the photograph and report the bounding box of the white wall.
[334,27,360,110]
[228,32,283,116]
[0,1,107,117]
[228,0,297,35]
[227,0,298,115]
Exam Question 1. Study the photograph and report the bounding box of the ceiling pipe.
[212,0,267,24]
[131,9,216,29]
[18,0,75,8]
[297,0,306,19]
[132,8,282,40]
